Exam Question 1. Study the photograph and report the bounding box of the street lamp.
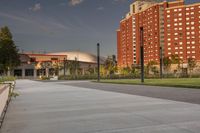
[63,58,66,77]
[140,27,144,83]
[97,43,100,82]
[160,47,163,79]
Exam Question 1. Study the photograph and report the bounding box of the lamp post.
[160,47,163,79]
[63,58,66,77]
[97,43,100,82]
[140,27,144,83]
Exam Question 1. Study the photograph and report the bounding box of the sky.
[0,0,199,56]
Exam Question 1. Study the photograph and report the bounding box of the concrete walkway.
[1,80,200,133]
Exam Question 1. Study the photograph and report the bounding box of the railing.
[0,81,15,129]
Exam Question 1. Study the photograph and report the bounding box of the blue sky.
[0,0,199,56]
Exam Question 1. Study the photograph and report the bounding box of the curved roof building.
[48,51,105,64]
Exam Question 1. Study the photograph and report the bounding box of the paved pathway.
[64,81,200,104]
[1,80,200,133]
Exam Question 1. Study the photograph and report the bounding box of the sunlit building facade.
[117,0,200,68]
[0,51,105,79]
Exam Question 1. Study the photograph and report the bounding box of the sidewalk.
[1,80,200,133]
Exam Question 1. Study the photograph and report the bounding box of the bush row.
[0,76,16,83]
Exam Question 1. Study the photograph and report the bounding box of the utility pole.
[140,27,144,83]
[97,43,100,82]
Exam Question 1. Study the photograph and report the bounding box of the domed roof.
[48,51,105,64]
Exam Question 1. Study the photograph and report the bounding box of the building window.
[30,58,36,62]
[25,69,34,77]
[51,58,58,61]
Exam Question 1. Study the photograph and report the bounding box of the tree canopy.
[0,26,12,41]
[0,26,20,74]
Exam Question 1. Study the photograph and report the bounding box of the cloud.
[0,12,32,23]
[29,3,42,12]
[114,0,127,2]
[97,7,104,10]
[69,0,84,6]
[0,12,69,32]
[59,2,67,6]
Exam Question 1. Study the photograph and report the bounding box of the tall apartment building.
[117,0,200,68]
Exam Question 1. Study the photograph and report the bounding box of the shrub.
[40,76,50,80]
[0,76,16,83]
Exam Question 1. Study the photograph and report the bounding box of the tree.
[52,61,63,76]
[121,67,131,75]
[171,54,180,64]
[0,26,20,75]
[67,58,80,78]
[104,56,117,77]
[87,64,95,75]
[163,56,172,74]
[146,61,158,76]
[188,57,197,77]
[39,61,52,77]
[0,26,12,41]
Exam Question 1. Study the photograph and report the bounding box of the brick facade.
[117,0,200,68]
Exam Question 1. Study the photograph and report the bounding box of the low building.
[11,51,105,79]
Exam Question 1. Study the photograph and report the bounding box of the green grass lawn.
[98,78,200,89]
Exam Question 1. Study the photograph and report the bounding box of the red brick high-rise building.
[117,0,200,68]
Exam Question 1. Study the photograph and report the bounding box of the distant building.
[117,0,200,68]
[9,51,105,79]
